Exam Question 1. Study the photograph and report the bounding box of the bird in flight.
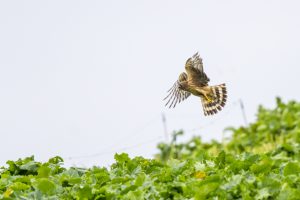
[164,52,227,116]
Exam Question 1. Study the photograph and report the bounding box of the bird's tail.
[200,83,227,116]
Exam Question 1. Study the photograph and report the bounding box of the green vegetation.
[1,98,300,199]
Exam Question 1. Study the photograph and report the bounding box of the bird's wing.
[185,52,210,86]
[164,72,191,108]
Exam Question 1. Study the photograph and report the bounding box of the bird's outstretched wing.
[185,52,210,86]
[164,72,191,108]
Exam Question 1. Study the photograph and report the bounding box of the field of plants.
[1,98,300,199]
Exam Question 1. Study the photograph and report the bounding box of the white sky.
[0,0,300,167]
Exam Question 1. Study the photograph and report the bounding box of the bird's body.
[180,80,210,97]
[164,52,227,116]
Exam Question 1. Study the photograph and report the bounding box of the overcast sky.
[0,0,300,167]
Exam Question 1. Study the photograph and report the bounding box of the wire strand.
[184,100,240,133]
[67,136,163,160]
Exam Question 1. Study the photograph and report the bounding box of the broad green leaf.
[37,165,51,178]
[34,178,56,195]
[75,185,93,200]
[283,162,300,176]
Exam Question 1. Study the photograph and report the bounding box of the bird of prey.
[164,52,227,116]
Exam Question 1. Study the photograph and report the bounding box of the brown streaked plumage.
[164,52,227,116]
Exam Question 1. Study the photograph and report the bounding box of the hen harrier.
[164,52,227,116]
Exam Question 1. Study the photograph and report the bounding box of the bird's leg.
[204,93,212,103]
[197,87,213,103]
[202,88,213,103]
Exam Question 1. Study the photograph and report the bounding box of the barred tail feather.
[201,83,227,116]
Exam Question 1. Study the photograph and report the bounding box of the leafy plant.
[1,98,300,199]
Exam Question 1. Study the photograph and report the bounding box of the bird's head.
[185,58,193,69]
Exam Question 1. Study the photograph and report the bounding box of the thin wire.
[67,136,163,160]
[66,114,161,160]
[66,99,247,160]
[87,114,160,154]
[184,100,239,133]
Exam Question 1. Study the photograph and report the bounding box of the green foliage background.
[1,98,300,199]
